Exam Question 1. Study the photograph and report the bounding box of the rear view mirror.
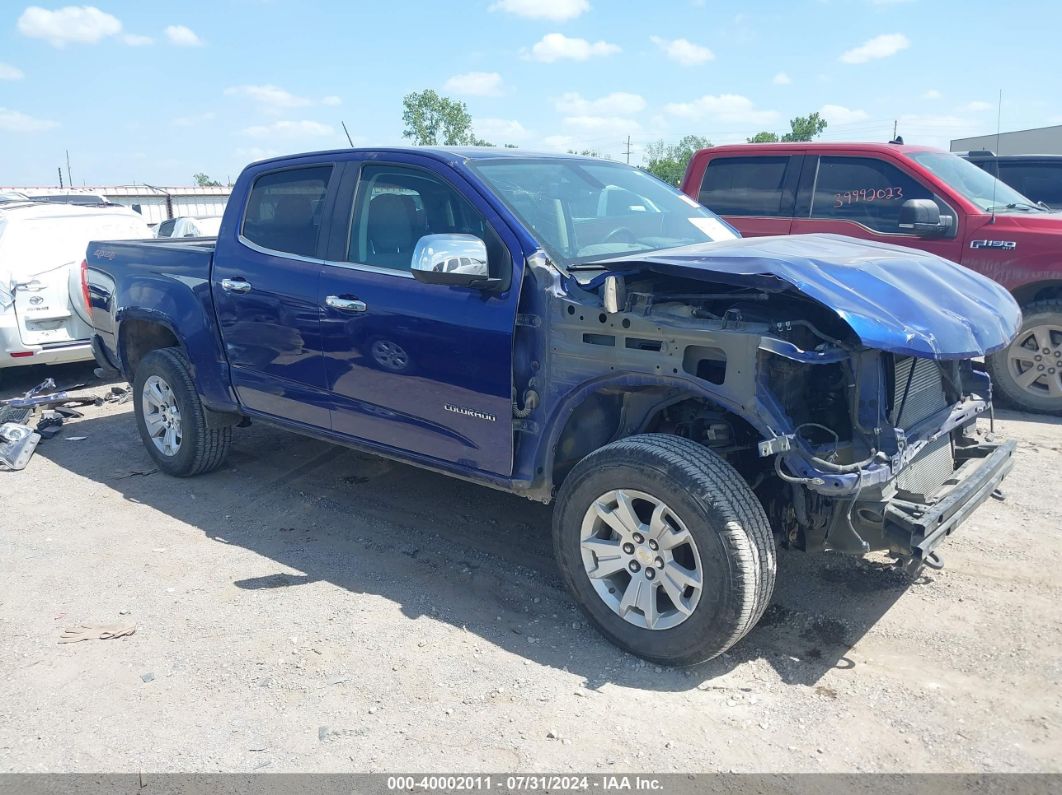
[898,199,950,237]
[411,234,499,289]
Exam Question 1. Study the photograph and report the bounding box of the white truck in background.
[0,200,151,385]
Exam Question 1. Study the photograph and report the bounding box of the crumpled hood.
[595,233,1021,359]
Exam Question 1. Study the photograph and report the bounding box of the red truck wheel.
[987,299,1062,415]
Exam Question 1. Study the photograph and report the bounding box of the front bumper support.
[884,439,1016,564]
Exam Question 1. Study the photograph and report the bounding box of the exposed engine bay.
[539,268,1015,574]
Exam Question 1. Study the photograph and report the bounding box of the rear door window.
[242,165,333,258]
[997,161,1062,207]
[699,156,791,216]
[810,156,934,233]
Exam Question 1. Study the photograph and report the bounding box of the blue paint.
[85,147,1020,499]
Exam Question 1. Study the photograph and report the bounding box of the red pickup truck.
[681,142,1062,414]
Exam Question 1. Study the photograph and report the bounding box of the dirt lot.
[1,362,1059,773]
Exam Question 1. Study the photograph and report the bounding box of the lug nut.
[632,532,644,544]
[655,557,665,569]
[648,539,659,551]
[628,560,641,573]
[622,542,635,555]
[645,568,656,580]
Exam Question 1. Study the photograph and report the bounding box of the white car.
[0,202,151,384]
[155,215,222,238]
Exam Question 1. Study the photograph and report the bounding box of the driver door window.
[809,157,935,234]
[347,165,491,272]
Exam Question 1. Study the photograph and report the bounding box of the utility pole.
[623,135,632,165]
[65,149,72,187]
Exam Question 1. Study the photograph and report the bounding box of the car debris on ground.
[0,378,129,470]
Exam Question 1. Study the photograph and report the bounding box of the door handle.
[325,295,367,313]
[220,278,252,294]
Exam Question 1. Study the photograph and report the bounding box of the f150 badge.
[970,240,1017,250]
[444,403,497,422]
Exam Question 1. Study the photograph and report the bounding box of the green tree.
[643,135,711,185]
[783,111,827,142]
[747,112,828,144]
[401,89,491,146]
[193,173,222,187]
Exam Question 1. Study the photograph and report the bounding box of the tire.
[133,347,232,476]
[552,434,775,666]
[986,299,1062,415]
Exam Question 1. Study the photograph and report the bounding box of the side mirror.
[898,199,949,237]
[411,234,499,289]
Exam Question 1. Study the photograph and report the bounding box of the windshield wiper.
[985,201,1045,213]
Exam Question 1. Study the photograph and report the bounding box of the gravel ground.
[0,362,1059,773]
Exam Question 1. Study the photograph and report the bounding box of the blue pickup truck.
[85,147,1020,665]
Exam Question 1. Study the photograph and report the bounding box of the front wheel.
[986,299,1062,415]
[552,434,776,666]
[133,347,232,476]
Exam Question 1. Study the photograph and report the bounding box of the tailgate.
[13,260,89,346]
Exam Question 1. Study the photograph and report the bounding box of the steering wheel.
[603,226,636,244]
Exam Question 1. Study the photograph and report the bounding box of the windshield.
[908,151,1042,212]
[471,158,738,268]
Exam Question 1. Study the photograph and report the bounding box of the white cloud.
[243,120,335,138]
[474,118,531,143]
[921,89,942,100]
[964,100,993,112]
[772,71,791,86]
[555,91,645,115]
[649,36,714,66]
[17,5,122,47]
[225,84,312,110]
[443,71,504,97]
[490,0,589,21]
[563,115,640,134]
[820,104,870,125]
[0,63,24,80]
[0,107,59,132]
[122,33,153,46]
[321,95,342,106]
[664,93,778,125]
[528,33,620,62]
[165,24,203,47]
[840,33,910,63]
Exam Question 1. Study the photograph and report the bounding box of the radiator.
[895,434,955,500]
[891,357,948,429]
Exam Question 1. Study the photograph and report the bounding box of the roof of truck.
[701,141,945,156]
[249,146,601,169]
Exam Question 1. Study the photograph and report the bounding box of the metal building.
[0,185,231,225]
[951,124,1062,156]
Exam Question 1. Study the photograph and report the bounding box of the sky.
[1,0,1060,186]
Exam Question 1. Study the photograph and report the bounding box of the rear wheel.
[552,434,775,665]
[133,348,231,476]
[987,299,1062,415]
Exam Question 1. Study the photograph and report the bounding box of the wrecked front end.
[548,236,1021,573]
[759,341,1015,571]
